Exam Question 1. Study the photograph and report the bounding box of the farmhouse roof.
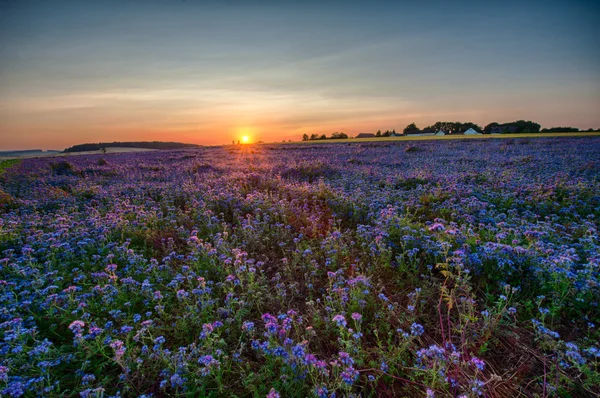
[463,128,481,135]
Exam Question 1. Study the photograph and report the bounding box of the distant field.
[0,147,156,160]
[287,131,600,144]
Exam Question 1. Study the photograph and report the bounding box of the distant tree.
[541,127,579,133]
[392,129,397,135]
[403,123,420,135]
[319,134,327,140]
[310,133,320,140]
[515,120,540,133]
[484,122,499,134]
[382,130,391,137]
[487,120,541,134]
[63,141,201,152]
[237,140,240,145]
[376,130,382,137]
[331,132,348,139]
[302,134,309,141]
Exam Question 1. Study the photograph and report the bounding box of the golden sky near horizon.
[1,1,599,150]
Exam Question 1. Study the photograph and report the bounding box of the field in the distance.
[1,137,599,397]
[0,147,156,161]
[289,131,600,145]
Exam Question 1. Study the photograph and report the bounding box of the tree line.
[63,141,201,153]
[302,132,349,141]
[301,120,599,140]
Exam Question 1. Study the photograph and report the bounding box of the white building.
[463,128,482,135]
[435,130,446,136]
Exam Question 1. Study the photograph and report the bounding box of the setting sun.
[241,135,249,143]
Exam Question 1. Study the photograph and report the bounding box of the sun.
[241,135,249,143]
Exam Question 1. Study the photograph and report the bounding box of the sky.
[0,0,599,149]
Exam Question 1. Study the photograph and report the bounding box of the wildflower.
[120,325,133,334]
[81,374,96,385]
[332,314,347,327]
[351,312,362,322]
[471,356,485,371]
[471,379,484,395]
[170,373,185,388]
[380,361,389,372]
[315,385,329,398]
[198,355,220,376]
[176,289,189,300]
[69,320,85,339]
[242,321,255,332]
[266,388,280,398]
[429,223,445,232]
[340,367,359,385]
[410,323,425,336]
[0,366,7,382]
[339,351,354,366]
[292,344,306,360]
[109,340,126,360]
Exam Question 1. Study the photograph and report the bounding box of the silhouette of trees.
[424,122,483,134]
[540,127,579,133]
[403,123,420,135]
[64,141,200,152]
[303,132,349,141]
[483,120,540,134]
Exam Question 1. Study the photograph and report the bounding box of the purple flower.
[339,351,354,366]
[68,320,85,339]
[471,356,485,371]
[0,366,8,382]
[109,340,126,360]
[429,223,445,232]
[410,323,425,336]
[242,321,255,332]
[340,367,359,385]
[332,314,347,327]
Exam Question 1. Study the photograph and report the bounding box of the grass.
[282,131,600,145]
[0,159,20,174]
[0,147,157,161]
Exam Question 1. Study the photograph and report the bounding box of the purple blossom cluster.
[0,138,599,396]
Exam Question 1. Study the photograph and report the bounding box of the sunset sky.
[1,0,599,149]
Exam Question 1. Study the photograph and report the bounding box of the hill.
[63,141,201,153]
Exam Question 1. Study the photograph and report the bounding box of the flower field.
[1,137,599,397]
